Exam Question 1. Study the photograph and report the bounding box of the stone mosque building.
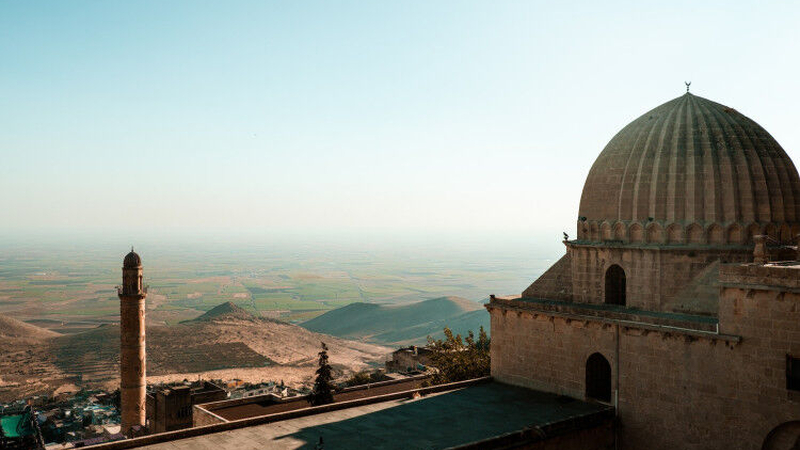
[95,91,800,450]
[488,92,800,449]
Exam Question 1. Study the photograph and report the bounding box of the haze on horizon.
[3,1,800,241]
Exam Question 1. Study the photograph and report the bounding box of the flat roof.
[208,377,427,421]
[131,382,610,450]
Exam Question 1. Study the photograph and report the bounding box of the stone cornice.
[486,299,741,344]
[565,240,751,252]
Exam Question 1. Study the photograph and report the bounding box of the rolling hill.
[0,314,60,342]
[301,296,490,345]
[185,301,262,322]
[0,303,390,402]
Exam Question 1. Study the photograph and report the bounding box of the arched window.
[605,265,626,306]
[586,352,612,402]
[762,421,800,450]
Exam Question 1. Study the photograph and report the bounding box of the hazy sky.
[2,1,800,240]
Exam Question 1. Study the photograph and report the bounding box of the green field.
[0,236,558,329]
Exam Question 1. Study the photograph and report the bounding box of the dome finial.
[685,81,691,93]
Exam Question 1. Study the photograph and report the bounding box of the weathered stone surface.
[523,254,573,301]
[87,381,615,450]
[490,282,800,450]
[577,93,800,247]
[562,244,750,314]
[119,250,147,436]
[495,93,800,450]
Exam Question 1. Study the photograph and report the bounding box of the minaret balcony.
[117,285,148,296]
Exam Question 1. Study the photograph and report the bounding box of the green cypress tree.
[309,342,335,406]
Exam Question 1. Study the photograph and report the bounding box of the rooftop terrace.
[204,376,428,421]
[86,380,613,450]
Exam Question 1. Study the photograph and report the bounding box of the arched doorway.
[762,421,800,450]
[586,353,611,402]
[605,264,626,306]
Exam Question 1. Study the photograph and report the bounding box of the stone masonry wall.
[490,279,800,450]
[567,245,750,315]
[522,254,573,301]
[193,406,226,427]
[490,309,616,397]
[531,421,614,450]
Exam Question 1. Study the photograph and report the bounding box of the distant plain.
[0,233,561,400]
[0,234,560,331]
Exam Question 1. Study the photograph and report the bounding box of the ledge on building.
[487,296,741,343]
[720,261,800,292]
[565,239,752,251]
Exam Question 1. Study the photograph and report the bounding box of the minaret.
[118,248,147,436]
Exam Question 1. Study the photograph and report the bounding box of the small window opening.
[605,265,626,306]
[787,355,800,391]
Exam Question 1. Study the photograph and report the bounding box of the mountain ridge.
[301,296,489,345]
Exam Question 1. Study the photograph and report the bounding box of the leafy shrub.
[425,326,490,385]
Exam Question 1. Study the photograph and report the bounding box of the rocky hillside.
[0,304,390,402]
[301,296,489,345]
[186,301,262,322]
[0,314,60,342]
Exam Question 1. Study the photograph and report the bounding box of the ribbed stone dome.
[577,93,800,245]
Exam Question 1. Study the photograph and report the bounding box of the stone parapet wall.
[192,405,226,427]
[720,263,800,291]
[487,298,723,335]
[196,373,430,420]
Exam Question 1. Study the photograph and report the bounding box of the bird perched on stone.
[563,232,569,241]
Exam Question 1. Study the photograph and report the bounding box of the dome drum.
[577,219,800,246]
